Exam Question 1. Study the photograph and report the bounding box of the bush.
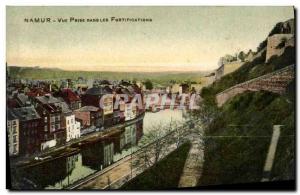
[121,142,191,190]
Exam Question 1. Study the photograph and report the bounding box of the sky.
[6,6,294,72]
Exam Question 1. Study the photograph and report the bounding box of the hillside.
[201,19,294,105]
[198,90,295,186]
[197,19,295,186]
[7,66,208,87]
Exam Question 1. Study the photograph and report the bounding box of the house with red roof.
[57,88,82,110]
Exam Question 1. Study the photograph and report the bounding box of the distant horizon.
[6,7,294,72]
[7,64,212,73]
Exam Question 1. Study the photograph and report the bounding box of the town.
[7,77,202,158]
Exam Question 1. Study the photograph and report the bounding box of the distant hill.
[7,65,209,86]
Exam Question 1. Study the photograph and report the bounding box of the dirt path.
[178,124,204,188]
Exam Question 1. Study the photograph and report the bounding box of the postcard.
[6,6,295,190]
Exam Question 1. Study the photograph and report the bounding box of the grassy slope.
[197,40,295,185]
[201,46,295,105]
[197,19,295,185]
[121,142,191,190]
[198,90,295,186]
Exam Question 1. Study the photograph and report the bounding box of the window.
[44,125,48,132]
[13,121,16,125]
[44,117,47,123]
[13,135,17,143]
[13,145,17,153]
[12,126,17,134]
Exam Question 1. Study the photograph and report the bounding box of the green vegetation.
[238,51,246,62]
[7,66,206,87]
[196,19,295,185]
[198,90,295,185]
[201,46,294,106]
[144,79,154,90]
[121,142,191,190]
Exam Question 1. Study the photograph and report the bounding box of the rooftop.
[85,86,113,96]
[11,106,41,121]
[37,95,71,114]
[76,106,99,112]
[35,94,61,104]
[7,109,18,120]
[61,88,81,102]
[16,93,29,105]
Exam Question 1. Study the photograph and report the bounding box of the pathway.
[178,123,204,188]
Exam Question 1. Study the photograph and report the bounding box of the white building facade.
[7,118,19,156]
[124,103,137,121]
[41,139,57,151]
[66,114,81,142]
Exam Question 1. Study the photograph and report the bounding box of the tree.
[134,123,168,168]
[238,51,246,62]
[144,79,153,90]
[129,120,189,188]
[187,100,219,136]
[132,120,186,170]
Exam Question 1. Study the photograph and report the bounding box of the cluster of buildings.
[214,50,254,81]
[20,121,143,189]
[7,78,144,157]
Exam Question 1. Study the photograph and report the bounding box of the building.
[40,139,57,151]
[34,94,72,146]
[244,50,255,62]
[26,87,48,98]
[81,86,113,107]
[7,110,19,156]
[15,93,30,107]
[124,103,137,121]
[65,114,81,142]
[56,88,82,110]
[81,86,114,127]
[180,83,190,94]
[265,34,294,63]
[10,106,42,155]
[214,61,243,81]
[115,86,136,121]
[74,106,102,129]
[166,84,181,94]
